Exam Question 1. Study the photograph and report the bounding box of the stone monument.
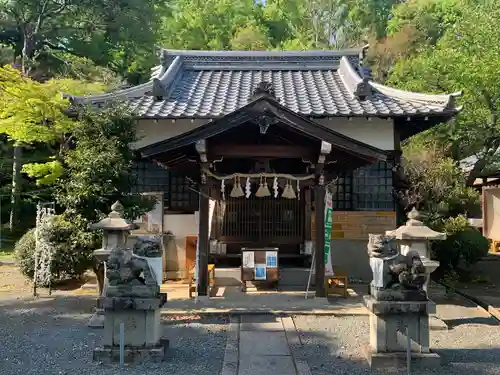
[93,245,168,363]
[88,201,138,328]
[363,208,446,369]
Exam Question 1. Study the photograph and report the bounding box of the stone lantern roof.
[90,201,138,231]
[386,208,446,241]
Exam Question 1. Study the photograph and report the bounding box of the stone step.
[214,267,312,287]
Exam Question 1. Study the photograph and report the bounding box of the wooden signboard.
[312,211,396,240]
[241,247,279,291]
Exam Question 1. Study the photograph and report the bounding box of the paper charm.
[245,177,252,198]
[273,177,279,198]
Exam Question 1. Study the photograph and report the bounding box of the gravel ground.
[292,315,500,375]
[0,295,228,375]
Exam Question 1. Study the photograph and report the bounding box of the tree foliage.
[55,103,155,223]
[0,0,167,83]
[431,215,489,272]
[388,0,500,184]
[397,144,480,223]
[0,65,103,143]
[0,65,104,184]
[159,0,401,51]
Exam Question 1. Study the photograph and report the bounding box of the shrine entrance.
[139,86,387,296]
[214,191,305,267]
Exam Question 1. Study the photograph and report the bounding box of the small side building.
[68,48,460,296]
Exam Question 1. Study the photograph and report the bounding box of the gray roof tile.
[69,49,461,119]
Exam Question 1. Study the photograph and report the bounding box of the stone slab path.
[222,314,312,375]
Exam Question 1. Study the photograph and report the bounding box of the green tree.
[387,0,463,44]
[398,144,480,223]
[0,65,104,227]
[367,0,463,81]
[0,0,165,230]
[231,23,271,51]
[388,0,500,185]
[0,0,166,83]
[160,0,259,50]
[55,103,154,223]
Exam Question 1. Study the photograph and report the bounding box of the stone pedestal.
[93,297,168,364]
[363,295,440,369]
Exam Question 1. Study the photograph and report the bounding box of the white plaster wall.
[163,213,197,236]
[162,213,198,279]
[132,117,395,151]
[314,117,395,150]
[132,119,207,149]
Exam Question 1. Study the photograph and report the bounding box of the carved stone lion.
[133,236,162,258]
[105,247,159,298]
[367,234,394,258]
[388,250,427,291]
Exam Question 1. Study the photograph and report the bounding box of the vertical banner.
[324,191,334,276]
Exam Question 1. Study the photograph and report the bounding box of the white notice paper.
[242,251,255,268]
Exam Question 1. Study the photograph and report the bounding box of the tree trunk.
[9,145,22,230]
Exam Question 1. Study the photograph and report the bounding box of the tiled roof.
[68,49,461,119]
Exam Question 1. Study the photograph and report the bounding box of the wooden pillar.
[314,183,326,298]
[304,187,312,241]
[197,182,210,297]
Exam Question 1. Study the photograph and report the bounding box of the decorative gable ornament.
[151,78,167,101]
[256,115,278,135]
[252,81,275,99]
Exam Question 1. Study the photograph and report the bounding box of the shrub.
[14,228,37,279]
[431,215,489,271]
[14,215,100,283]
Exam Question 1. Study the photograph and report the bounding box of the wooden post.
[197,183,210,297]
[314,184,326,298]
[304,188,312,241]
[303,187,313,268]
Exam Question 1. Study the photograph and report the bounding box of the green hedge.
[431,215,489,271]
[14,215,99,284]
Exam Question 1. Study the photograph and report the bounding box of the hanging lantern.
[230,177,244,198]
[273,177,279,198]
[282,179,296,199]
[296,179,300,200]
[245,177,252,198]
[255,177,270,197]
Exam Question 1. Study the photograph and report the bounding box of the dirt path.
[0,264,97,301]
[0,265,33,299]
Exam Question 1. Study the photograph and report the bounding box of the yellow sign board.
[312,211,396,240]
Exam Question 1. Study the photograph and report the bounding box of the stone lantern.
[385,207,446,293]
[363,208,447,369]
[88,201,138,328]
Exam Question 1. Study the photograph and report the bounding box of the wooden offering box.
[240,247,279,291]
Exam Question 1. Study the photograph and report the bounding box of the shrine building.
[67,48,460,297]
